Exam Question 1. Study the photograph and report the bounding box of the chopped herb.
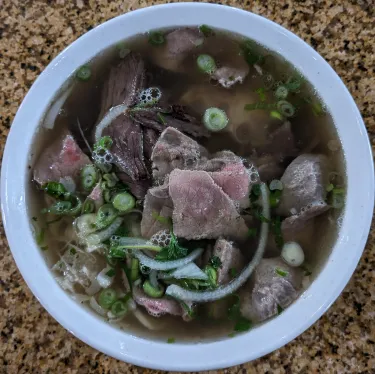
[256,87,266,101]
[229,268,238,278]
[269,189,282,208]
[167,338,175,344]
[152,211,173,229]
[251,206,271,223]
[113,226,129,237]
[250,184,261,200]
[270,110,284,121]
[301,265,312,276]
[180,300,196,318]
[155,232,188,261]
[199,24,214,37]
[228,294,241,321]
[94,136,113,151]
[271,215,284,248]
[209,255,222,270]
[284,75,304,92]
[240,39,264,65]
[328,187,345,209]
[247,228,257,238]
[312,102,325,116]
[148,31,165,46]
[70,247,77,255]
[205,266,217,288]
[106,268,116,277]
[277,304,283,315]
[76,65,91,81]
[157,112,167,125]
[228,332,236,338]
[234,317,252,332]
[36,228,45,246]
[326,183,334,192]
[32,216,37,222]
[275,267,288,277]
[40,246,48,251]
[42,181,67,199]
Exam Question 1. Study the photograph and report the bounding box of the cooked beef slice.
[240,257,303,322]
[169,169,248,241]
[133,285,182,317]
[277,154,329,217]
[98,52,145,118]
[252,154,284,182]
[141,183,173,238]
[131,105,210,139]
[103,114,148,181]
[212,63,249,89]
[143,128,159,160]
[151,127,203,183]
[151,28,204,72]
[213,238,245,285]
[34,130,91,185]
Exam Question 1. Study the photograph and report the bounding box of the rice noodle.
[160,262,209,280]
[95,104,128,142]
[133,248,204,271]
[89,296,107,316]
[149,270,159,288]
[165,183,270,302]
[97,266,114,288]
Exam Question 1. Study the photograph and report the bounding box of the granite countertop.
[0,1,374,373]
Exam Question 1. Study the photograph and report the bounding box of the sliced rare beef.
[213,238,245,285]
[252,154,284,182]
[151,127,204,183]
[277,153,329,213]
[212,63,249,89]
[34,130,91,186]
[133,285,182,317]
[131,105,210,139]
[143,128,159,160]
[151,28,204,72]
[169,169,249,241]
[103,114,148,180]
[240,257,303,322]
[141,183,173,238]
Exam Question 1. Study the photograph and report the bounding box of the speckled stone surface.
[0,1,374,373]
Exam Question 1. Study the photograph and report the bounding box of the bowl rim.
[1,2,374,371]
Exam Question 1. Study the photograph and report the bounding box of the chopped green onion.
[82,198,95,214]
[157,112,167,125]
[312,102,325,116]
[276,100,295,118]
[277,304,283,315]
[42,195,82,216]
[228,332,236,338]
[269,189,282,208]
[284,75,303,92]
[229,268,238,278]
[112,192,135,212]
[94,136,113,151]
[105,268,116,277]
[167,337,176,344]
[274,85,289,100]
[199,24,214,37]
[270,111,284,121]
[70,247,77,255]
[42,182,67,199]
[330,188,345,209]
[275,267,288,277]
[247,228,257,238]
[234,317,252,332]
[271,215,284,248]
[148,31,165,46]
[197,54,216,74]
[96,204,118,229]
[240,39,264,65]
[102,173,118,189]
[203,107,228,132]
[256,87,266,101]
[98,288,117,309]
[152,212,173,228]
[81,165,98,191]
[262,74,275,90]
[130,258,140,281]
[205,266,217,288]
[326,183,334,192]
[76,65,91,81]
[269,179,283,191]
[143,280,165,298]
[36,228,45,246]
[110,300,128,317]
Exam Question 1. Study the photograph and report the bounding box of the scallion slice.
[81,164,98,191]
[148,31,165,46]
[96,204,118,229]
[197,54,216,74]
[98,288,117,309]
[112,192,135,212]
[110,300,128,317]
[276,100,295,118]
[274,85,289,100]
[76,65,91,81]
[143,280,165,298]
[203,107,228,132]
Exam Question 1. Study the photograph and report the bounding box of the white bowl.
[1,3,374,371]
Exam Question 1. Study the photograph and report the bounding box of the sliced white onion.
[95,104,128,142]
[134,248,204,271]
[114,237,162,251]
[96,267,114,288]
[86,217,123,246]
[74,214,97,238]
[71,293,91,303]
[166,183,270,302]
[132,308,165,330]
[89,296,106,316]
[84,278,102,296]
[281,242,305,267]
[163,262,209,280]
[43,84,73,129]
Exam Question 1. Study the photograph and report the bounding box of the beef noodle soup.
[29,26,346,341]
